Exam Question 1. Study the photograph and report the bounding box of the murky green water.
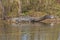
[0,21,60,40]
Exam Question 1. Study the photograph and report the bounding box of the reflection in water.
[0,21,60,40]
[22,33,28,40]
[58,32,60,40]
[22,33,30,40]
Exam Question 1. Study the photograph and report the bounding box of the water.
[0,20,60,40]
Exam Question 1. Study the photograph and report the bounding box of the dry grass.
[41,18,60,23]
[26,11,47,17]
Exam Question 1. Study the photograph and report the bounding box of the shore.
[5,18,60,24]
[0,16,60,24]
[41,18,60,23]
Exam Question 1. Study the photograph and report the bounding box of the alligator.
[10,15,55,23]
